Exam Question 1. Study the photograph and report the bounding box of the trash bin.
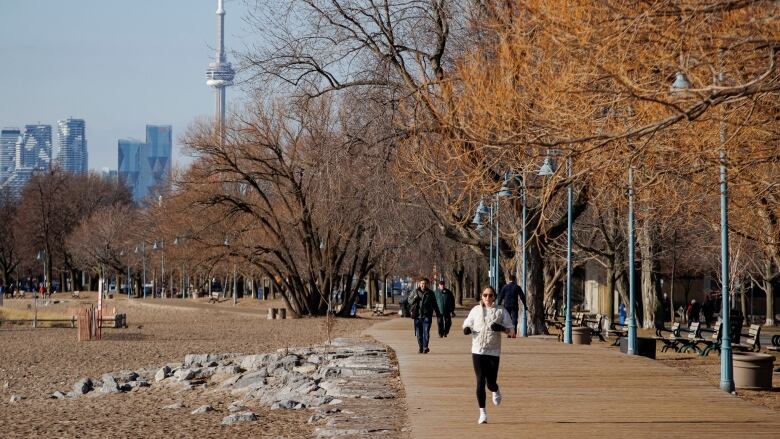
[571,326,591,345]
[733,352,774,390]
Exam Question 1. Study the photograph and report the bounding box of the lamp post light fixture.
[671,69,733,392]
[135,243,147,299]
[538,150,573,344]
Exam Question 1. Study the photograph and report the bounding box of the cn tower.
[206,0,235,131]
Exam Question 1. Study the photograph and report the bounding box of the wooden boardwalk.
[366,317,780,438]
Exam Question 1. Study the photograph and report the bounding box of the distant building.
[15,124,52,171]
[101,167,118,181]
[0,125,52,196]
[118,125,172,203]
[0,128,21,184]
[55,118,88,174]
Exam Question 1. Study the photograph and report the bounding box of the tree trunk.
[637,220,658,329]
[606,264,616,324]
[764,260,776,326]
[526,239,548,335]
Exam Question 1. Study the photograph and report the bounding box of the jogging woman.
[462,286,514,424]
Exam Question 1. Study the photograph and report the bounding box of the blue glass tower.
[0,128,21,184]
[16,125,52,170]
[118,125,172,203]
[55,118,88,174]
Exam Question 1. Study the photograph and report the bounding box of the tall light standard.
[153,240,165,299]
[539,150,573,344]
[498,172,528,337]
[472,199,493,288]
[35,250,45,328]
[224,236,237,306]
[135,243,147,299]
[120,250,131,300]
[671,70,733,392]
[627,165,638,354]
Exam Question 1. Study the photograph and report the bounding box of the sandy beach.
[0,294,384,438]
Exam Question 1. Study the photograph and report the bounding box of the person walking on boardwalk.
[434,280,456,337]
[497,275,526,337]
[407,278,441,354]
[463,286,514,424]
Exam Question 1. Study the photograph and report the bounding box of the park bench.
[733,324,761,353]
[654,321,684,352]
[607,321,629,346]
[208,291,220,304]
[768,335,780,353]
[554,313,585,342]
[372,303,386,316]
[690,323,722,356]
[583,314,607,342]
[668,322,702,353]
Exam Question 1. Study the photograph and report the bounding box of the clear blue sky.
[0,0,249,171]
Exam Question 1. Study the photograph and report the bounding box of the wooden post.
[278,308,286,319]
[267,308,277,320]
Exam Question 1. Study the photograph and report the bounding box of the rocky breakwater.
[49,338,404,436]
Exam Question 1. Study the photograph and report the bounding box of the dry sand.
[0,294,386,438]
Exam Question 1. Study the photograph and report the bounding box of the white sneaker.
[478,413,488,424]
[492,390,502,406]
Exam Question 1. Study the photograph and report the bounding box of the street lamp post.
[627,165,638,354]
[671,69,733,391]
[135,243,147,299]
[538,151,573,343]
[224,236,237,305]
[153,241,165,299]
[521,179,528,337]
[498,172,528,336]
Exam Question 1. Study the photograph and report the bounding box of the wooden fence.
[77,305,102,341]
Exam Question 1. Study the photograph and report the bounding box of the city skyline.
[0,1,250,172]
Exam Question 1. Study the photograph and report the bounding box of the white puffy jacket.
[463,304,513,357]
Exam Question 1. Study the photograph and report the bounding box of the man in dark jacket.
[434,280,456,337]
[497,275,526,337]
[408,278,441,353]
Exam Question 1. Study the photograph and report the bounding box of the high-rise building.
[118,125,172,203]
[206,0,234,131]
[15,124,52,170]
[55,118,88,174]
[0,128,21,184]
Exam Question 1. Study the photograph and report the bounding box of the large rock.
[162,401,185,410]
[155,366,171,382]
[221,411,258,425]
[232,371,268,390]
[190,404,213,414]
[241,354,274,371]
[110,370,140,384]
[100,374,120,393]
[183,354,224,367]
[72,377,93,395]
[50,391,66,399]
[173,368,198,381]
[9,394,22,403]
[293,363,318,375]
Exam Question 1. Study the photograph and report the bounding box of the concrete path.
[365,317,780,438]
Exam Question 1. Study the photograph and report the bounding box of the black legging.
[472,353,500,408]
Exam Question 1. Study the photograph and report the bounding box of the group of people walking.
[406,276,526,424]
